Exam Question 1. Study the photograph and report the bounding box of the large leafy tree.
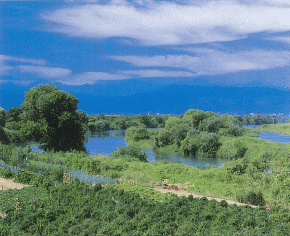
[0,107,6,127]
[21,84,85,152]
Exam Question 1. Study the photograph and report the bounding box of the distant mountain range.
[76,85,290,115]
[1,82,289,115]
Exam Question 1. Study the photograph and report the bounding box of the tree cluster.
[0,84,85,152]
[152,109,245,157]
[86,114,167,133]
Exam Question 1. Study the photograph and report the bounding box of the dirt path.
[155,187,260,209]
[0,177,29,191]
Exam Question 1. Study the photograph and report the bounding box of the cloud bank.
[42,0,290,45]
[112,49,290,76]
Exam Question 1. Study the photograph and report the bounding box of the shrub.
[153,129,172,148]
[0,167,14,179]
[126,125,149,142]
[181,131,221,157]
[112,145,147,162]
[242,191,265,206]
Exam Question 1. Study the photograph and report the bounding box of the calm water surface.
[244,125,290,143]
[84,130,127,156]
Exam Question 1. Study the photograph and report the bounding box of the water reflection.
[84,130,127,156]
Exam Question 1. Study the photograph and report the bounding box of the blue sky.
[1,0,290,114]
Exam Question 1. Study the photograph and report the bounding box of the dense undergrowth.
[2,182,290,235]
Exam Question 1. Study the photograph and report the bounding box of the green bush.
[181,130,221,157]
[126,125,149,142]
[153,129,172,148]
[239,191,265,206]
[0,168,14,179]
[112,145,147,162]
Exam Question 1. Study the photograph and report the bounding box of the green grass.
[258,123,290,136]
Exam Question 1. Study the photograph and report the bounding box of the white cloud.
[18,65,72,78]
[0,55,45,66]
[267,36,290,44]
[121,69,195,78]
[0,55,46,76]
[0,64,13,76]
[42,0,290,45]
[113,49,290,75]
[60,72,130,85]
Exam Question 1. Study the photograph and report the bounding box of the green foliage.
[18,120,47,142]
[147,109,244,158]
[21,84,85,152]
[181,130,221,157]
[242,115,278,125]
[153,129,172,148]
[112,145,148,162]
[0,181,289,235]
[199,117,223,133]
[0,127,9,144]
[224,157,269,176]
[86,114,167,133]
[259,122,290,136]
[234,140,248,159]
[245,191,265,206]
[183,109,212,128]
[126,125,149,142]
[6,108,23,123]
[0,107,6,127]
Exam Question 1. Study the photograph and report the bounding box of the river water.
[244,125,290,143]
[84,131,228,167]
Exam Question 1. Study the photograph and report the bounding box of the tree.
[0,107,6,127]
[6,107,23,123]
[21,84,85,152]
[182,109,211,129]
[126,125,149,142]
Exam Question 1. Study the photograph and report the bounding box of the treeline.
[86,114,167,132]
[126,109,246,158]
[242,115,279,125]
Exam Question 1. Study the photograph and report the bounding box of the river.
[244,125,290,143]
[83,125,290,168]
[84,131,227,167]
[3,126,289,184]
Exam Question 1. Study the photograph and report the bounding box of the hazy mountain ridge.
[1,83,289,115]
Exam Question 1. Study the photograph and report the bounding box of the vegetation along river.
[16,125,290,169]
[82,126,290,168]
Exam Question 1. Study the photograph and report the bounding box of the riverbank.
[258,122,290,136]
